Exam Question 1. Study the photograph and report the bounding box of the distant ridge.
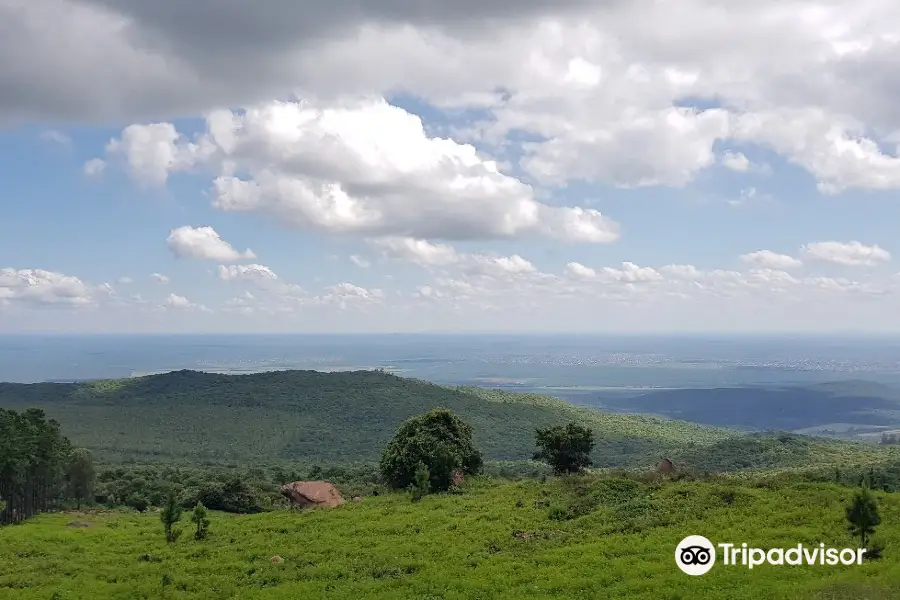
[1,370,895,471]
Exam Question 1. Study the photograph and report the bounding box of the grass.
[1,476,898,600]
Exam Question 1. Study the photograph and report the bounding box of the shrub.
[533,423,595,475]
[380,408,483,492]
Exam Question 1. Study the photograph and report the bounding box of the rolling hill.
[0,370,896,472]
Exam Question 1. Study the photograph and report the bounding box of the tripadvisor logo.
[675,535,866,576]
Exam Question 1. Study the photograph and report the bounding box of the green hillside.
[1,370,895,473]
[2,475,898,600]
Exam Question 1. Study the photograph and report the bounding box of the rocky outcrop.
[655,458,676,475]
[281,481,345,509]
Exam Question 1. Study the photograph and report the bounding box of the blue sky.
[3,0,900,333]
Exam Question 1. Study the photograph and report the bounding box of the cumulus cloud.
[739,250,803,270]
[564,261,661,283]
[83,158,106,176]
[7,0,900,196]
[721,150,750,172]
[151,273,170,284]
[105,99,619,243]
[801,241,891,267]
[217,264,278,283]
[164,293,210,312]
[0,268,94,306]
[369,237,460,266]
[166,226,255,261]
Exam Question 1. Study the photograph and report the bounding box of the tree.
[533,422,595,475]
[0,408,72,524]
[190,501,210,540]
[410,463,430,502]
[846,485,881,550]
[380,408,483,492]
[160,492,182,543]
[67,449,95,510]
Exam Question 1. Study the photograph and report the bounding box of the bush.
[534,423,595,475]
[379,408,483,492]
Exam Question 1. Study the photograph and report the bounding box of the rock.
[270,555,284,564]
[655,458,677,475]
[281,481,345,509]
[351,496,363,503]
[66,521,92,528]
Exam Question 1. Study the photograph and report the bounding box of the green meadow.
[2,475,898,600]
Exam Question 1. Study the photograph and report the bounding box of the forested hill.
[0,370,894,471]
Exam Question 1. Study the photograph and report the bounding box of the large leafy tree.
[534,422,595,475]
[380,408,483,492]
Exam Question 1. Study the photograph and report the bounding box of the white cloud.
[166,226,256,261]
[740,250,803,270]
[369,237,460,266]
[115,276,133,285]
[801,241,891,267]
[40,129,70,146]
[151,273,170,284]
[349,255,370,268]
[217,264,278,283]
[721,151,749,172]
[109,99,619,243]
[103,123,211,186]
[83,158,106,176]
[0,268,94,306]
[217,263,305,298]
[164,293,210,312]
[6,0,900,198]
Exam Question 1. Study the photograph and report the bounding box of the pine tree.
[846,485,881,549]
[410,462,430,502]
[67,449,95,510]
[190,501,210,540]
[160,493,183,543]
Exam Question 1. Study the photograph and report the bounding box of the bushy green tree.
[190,501,210,539]
[380,408,482,492]
[67,448,95,509]
[160,493,182,543]
[846,485,881,550]
[533,422,595,475]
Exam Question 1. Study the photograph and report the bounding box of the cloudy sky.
[3,0,900,333]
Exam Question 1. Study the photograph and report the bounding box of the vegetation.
[379,408,483,492]
[190,502,210,540]
[0,408,72,524]
[3,371,900,598]
[534,422,595,474]
[846,485,881,551]
[161,493,183,543]
[1,475,898,599]
[67,448,95,510]
[2,370,897,473]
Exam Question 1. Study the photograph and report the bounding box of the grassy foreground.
[1,476,898,600]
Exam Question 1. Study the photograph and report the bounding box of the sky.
[3,0,900,333]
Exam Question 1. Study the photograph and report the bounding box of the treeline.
[0,408,93,524]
